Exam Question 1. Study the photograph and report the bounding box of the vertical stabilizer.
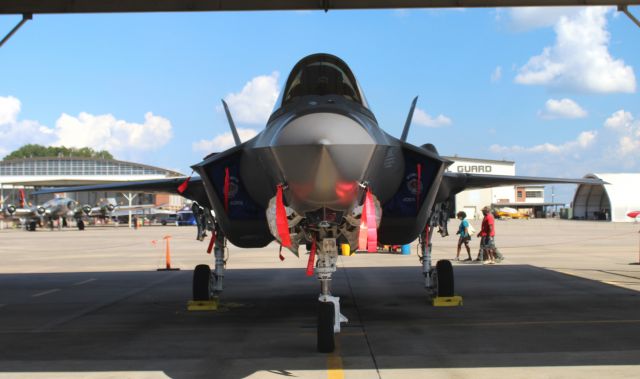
[221,100,242,146]
[400,96,418,142]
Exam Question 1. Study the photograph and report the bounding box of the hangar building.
[444,156,546,219]
[572,173,640,222]
[0,157,185,211]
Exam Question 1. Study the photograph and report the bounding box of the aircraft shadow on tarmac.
[1,265,639,378]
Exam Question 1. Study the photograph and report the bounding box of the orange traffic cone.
[157,235,180,271]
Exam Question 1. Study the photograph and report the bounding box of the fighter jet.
[35,53,604,352]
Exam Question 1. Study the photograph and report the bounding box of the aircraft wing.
[4,207,37,218]
[33,177,211,208]
[114,204,160,212]
[438,172,605,200]
[2,0,637,14]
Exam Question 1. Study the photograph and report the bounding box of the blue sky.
[1,7,638,203]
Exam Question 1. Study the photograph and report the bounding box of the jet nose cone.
[270,113,376,213]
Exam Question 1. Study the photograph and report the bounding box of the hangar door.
[573,183,611,220]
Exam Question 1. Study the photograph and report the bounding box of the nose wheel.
[193,264,213,300]
[317,300,335,353]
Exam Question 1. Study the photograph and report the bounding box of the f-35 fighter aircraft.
[36,53,603,352]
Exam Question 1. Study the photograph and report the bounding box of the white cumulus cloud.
[538,98,588,119]
[514,7,636,94]
[490,130,596,155]
[0,96,21,125]
[603,110,640,156]
[0,96,56,157]
[193,128,259,154]
[53,112,172,152]
[604,109,634,130]
[507,7,583,31]
[0,95,173,160]
[489,110,640,177]
[223,72,280,125]
[413,108,452,128]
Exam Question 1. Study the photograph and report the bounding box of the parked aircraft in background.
[3,196,86,231]
[494,207,530,220]
[35,53,604,352]
[84,199,159,218]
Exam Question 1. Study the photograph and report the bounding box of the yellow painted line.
[32,289,60,298]
[327,337,344,379]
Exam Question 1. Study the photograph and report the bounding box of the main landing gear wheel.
[317,301,335,353]
[436,260,454,297]
[193,264,212,301]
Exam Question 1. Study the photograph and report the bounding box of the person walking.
[477,206,497,264]
[455,211,473,261]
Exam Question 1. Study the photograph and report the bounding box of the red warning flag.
[364,190,377,253]
[177,176,191,194]
[206,231,217,254]
[19,188,25,208]
[276,184,292,248]
[306,238,316,276]
[358,188,378,253]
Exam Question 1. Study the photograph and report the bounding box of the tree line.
[3,144,113,161]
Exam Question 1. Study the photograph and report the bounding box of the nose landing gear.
[315,237,349,353]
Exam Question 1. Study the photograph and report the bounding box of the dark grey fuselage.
[193,54,447,247]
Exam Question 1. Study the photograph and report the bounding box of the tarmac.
[0,218,639,378]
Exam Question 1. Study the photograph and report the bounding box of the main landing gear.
[420,224,455,298]
[192,227,226,301]
[315,237,349,353]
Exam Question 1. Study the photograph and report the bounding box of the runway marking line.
[32,289,60,298]
[327,337,344,379]
[73,278,96,286]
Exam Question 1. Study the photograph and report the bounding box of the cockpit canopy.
[278,53,368,109]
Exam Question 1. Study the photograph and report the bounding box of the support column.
[122,192,137,229]
[213,226,225,294]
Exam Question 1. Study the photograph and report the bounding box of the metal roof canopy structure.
[2,1,639,47]
[0,157,184,187]
[573,173,640,222]
[1,1,639,13]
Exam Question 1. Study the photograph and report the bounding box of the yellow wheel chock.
[187,298,218,311]
[432,295,463,307]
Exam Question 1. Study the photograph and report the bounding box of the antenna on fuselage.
[221,99,241,146]
[400,96,418,143]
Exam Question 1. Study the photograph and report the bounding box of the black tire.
[28,221,37,231]
[77,220,85,231]
[436,260,454,297]
[193,264,212,301]
[317,301,335,353]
